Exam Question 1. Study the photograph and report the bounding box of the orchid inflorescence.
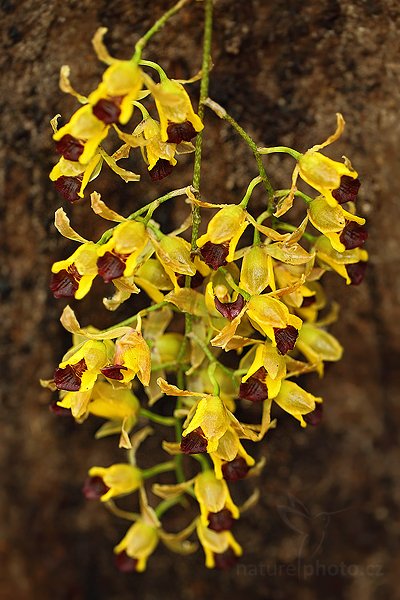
[43,0,368,572]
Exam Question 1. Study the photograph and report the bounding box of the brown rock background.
[1,0,399,598]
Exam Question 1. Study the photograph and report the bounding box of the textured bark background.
[1,0,400,599]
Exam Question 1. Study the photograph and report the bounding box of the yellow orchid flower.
[296,322,343,375]
[182,395,233,453]
[315,235,368,284]
[240,342,287,400]
[196,519,242,569]
[97,221,149,283]
[240,245,276,295]
[101,330,151,386]
[54,340,111,392]
[50,153,103,203]
[197,205,248,267]
[246,295,303,352]
[114,519,159,573]
[88,382,139,444]
[86,463,143,502]
[209,428,255,480]
[135,117,178,179]
[194,471,239,529]
[274,380,322,427]
[50,242,99,299]
[308,195,367,252]
[144,74,203,142]
[152,234,196,291]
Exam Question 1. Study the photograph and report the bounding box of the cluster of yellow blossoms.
[44,5,368,573]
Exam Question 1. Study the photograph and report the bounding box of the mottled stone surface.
[1,0,399,598]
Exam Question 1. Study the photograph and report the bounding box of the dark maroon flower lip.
[199,241,229,270]
[301,295,316,308]
[222,456,250,482]
[213,547,238,570]
[55,134,84,161]
[239,376,268,403]
[214,294,245,321]
[176,271,205,289]
[273,325,298,355]
[54,357,87,391]
[346,261,367,285]
[207,508,234,532]
[97,252,128,283]
[115,551,139,573]
[166,120,197,144]
[149,158,174,181]
[304,403,323,426]
[48,402,72,416]
[50,264,81,298]
[92,97,122,124]
[54,175,82,203]
[101,364,128,381]
[331,175,361,204]
[82,476,110,500]
[180,427,208,454]
[339,221,368,250]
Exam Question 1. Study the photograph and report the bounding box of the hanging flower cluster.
[43,0,368,573]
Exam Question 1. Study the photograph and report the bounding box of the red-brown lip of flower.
[115,551,139,573]
[331,175,361,204]
[213,547,238,570]
[180,427,208,454]
[207,508,234,532]
[166,120,197,144]
[149,158,174,181]
[54,175,82,203]
[101,364,128,381]
[176,271,205,289]
[97,252,128,283]
[55,134,84,161]
[92,97,123,124]
[199,241,229,270]
[54,357,87,391]
[273,325,298,355]
[301,295,316,308]
[82,475,110,500]
[50,264,82,298]
[222,456,250,482]
[339,221,368,250]
[214,294,245,321]
[304,403,323,426]
[239,376,269,403]
[346,261,367,285]
[48,402,72,417]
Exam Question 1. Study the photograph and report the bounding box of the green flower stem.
[132,100,150,119]
[274,188,313,204]
[219,267,251,301]
[174,369,186,484]
[208,363,220,396]
[139,59,168,81]
[142,461,176,479]
[150,361,184,373]
[203,98,274,206]
[133,0,190,61]
[155,495,185,518]
[105,500,139,522]
[139,408,176,426]
[258,145,302,160]
[193,453,211,471]
[239,176,263,208]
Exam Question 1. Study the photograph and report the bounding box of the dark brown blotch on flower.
[48,402,72,417]
[239,376,268,403]
[82,475,110,500]
[180,428,208,454]
[346,261,367,285]
[199,241,229,270]
[54,175,82,203]
[213,547,238,570]
[214,294,245,321]
[208,508,234,532]
[166,120,197,144]
[115,551,139,573]
[274,324,298,355]
[92,98,122,124]
[331,175,361,204]
[50,264,81,298]
[176,271,205,289]
[304,403,323,426]
[339,221,368,250]
[149,159,174,181]
[222,456,250,482]
[97,252,127,283]
[301,295,316,308]
[54,358,87,391]
[55,134,84,162]
[101,364,128,381]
